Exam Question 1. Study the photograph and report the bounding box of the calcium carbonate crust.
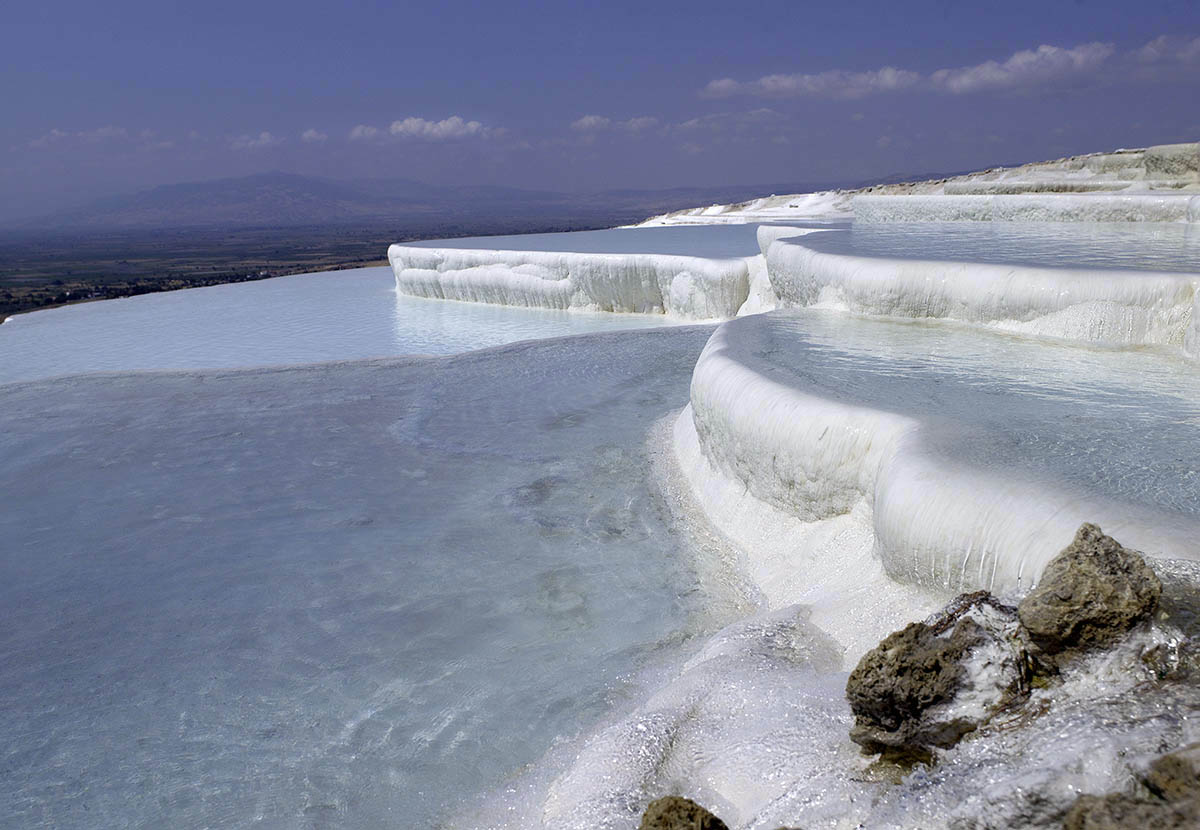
[852,192,1196,223]
[678,315,1200,597]
[388,244,751,320]
[765,234,1200,352]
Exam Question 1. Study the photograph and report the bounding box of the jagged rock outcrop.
[1145,742,1200,803]
[846,591,1030,756]
[1144,142,1200,178]
[1061,792,1200,829]
[1062,741,1200,829]
[639,796,730,830]
[1018,524,1162,662]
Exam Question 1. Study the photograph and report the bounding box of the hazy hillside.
[12,172,855,232]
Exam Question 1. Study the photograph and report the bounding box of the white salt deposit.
[765,224,1200,351]
[680,311,1200,600]
[388,245,750,319]
[853,192,1196,223]
[636,192,854,226]
[459,311,1200,830]
[389,225,796,320]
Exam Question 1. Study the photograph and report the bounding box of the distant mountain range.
[11,171,864,233]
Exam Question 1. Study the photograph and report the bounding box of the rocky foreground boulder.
[1062,741,1200,829]
[639,796,730,830]
[1144,742,1200,802]
[847,524,1163,759]
[845,591,1031,756]
[1018,523,1162,662]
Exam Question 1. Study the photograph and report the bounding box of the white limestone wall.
[676,316,1200,598]
[853,193,1195,223]
[765,236,1198,349]
[388,244,750,320]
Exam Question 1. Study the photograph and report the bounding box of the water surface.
[406,224,775,258]
[0,327,735,830]
[0,266,680,384]
[798,222,1200,273]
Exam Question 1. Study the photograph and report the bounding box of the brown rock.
[1062,742,1200,828]
[1061,792,1200,829]
[1145,742,1200,803]
[846,591,1029,755]
[640,796,729,830]
[1018,524,1161,660]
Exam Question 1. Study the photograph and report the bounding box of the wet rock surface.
[639,796,730,830]
[846,591,1030,755]
[1061,792,1200,829]
[1145,742,1200,803]
[1062,741,1200,829]
[1018,524,1162,661]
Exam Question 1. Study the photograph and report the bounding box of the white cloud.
[80,125,128,142]
[930,42,1114,93]
[349,117,491,142]
[620,116,659,132]
[28,128,69,149]
[231,131,283,151]
[29,126,129,148]
[571,114,611,131]
[348,124,381,141]
[571,114,659,133]
[1130,34,1200,64]
[704,41,1118,100]
[702,78,740,98]
[1133,35,1171,63]
[1181,36,1200,63]
[389,115,487,139]
[677,108,781,133]
[301,128,328,143]
[703,67,919,99]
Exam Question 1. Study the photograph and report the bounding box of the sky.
[3,0,1200,220]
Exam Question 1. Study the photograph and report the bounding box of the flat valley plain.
[0,217,617,322]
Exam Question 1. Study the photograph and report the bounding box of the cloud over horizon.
[703,67,919,100]
[1134,34,1200,63]
[348,116,494,142]
[231,131,283,151]
[29,126,130,149]
[930,42,1114,93]
[570,115,660,132]
[704,40,1124,99]
[391,116,489,139]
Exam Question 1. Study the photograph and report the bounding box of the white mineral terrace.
[852,192,1199,223]
[676,311,1200,609]
[388,225,787,320]
[765,223,1200,352]
[388,245,750,319]
[638,141,1200,227]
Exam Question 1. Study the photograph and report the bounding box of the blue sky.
[3,0,1199,219]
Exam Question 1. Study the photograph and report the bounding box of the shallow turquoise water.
[406,223,787,257]
[799,222,1200,273]
[0,266,681,384]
